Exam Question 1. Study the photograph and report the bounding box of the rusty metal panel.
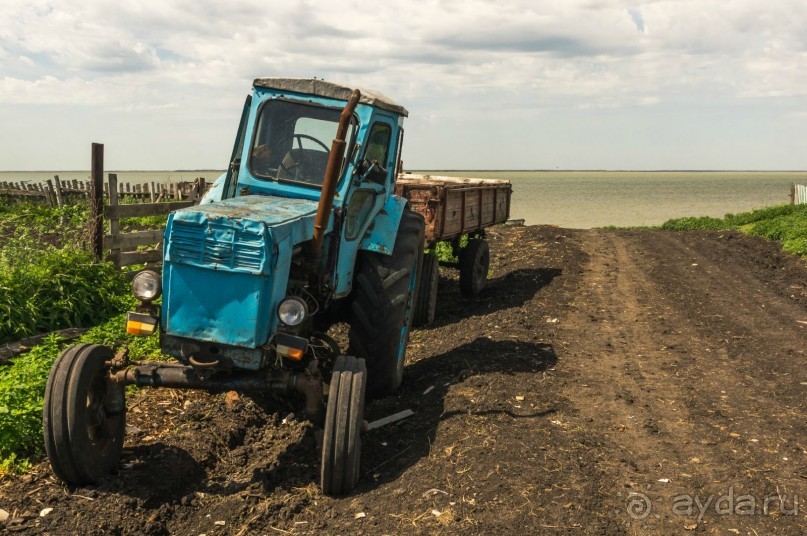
[395,174,512,244]
[395,183,441,243]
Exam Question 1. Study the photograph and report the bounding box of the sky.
[1,0,806,171]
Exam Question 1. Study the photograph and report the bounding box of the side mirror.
[358,159,388,185]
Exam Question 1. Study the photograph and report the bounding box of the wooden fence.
[103,174,206,268]
[0,175,207,207]
[792,183,807,205]
[2,144,211,270]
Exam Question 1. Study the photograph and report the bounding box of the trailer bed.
[395,173,512,244]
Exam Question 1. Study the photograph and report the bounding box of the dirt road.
[2,226,805,535]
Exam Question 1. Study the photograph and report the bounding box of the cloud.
[627,8,645,33]
[4,0,805,102]
[1,0,806,169]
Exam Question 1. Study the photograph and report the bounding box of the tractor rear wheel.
[321,356,366,496]
[412,251,439,327]
[459,238,489,296]
[43,344,126,485]
[349,209,425,397]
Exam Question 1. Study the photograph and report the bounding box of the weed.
[0,244,129,343]
[0,335,64,468]
[659,204,807,257]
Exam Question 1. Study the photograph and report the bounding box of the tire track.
[556,230,807,534]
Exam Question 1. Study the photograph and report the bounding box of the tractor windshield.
[249,100,355,187]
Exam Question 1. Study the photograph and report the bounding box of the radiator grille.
[168,220,266,273]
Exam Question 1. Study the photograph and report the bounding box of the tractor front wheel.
[43,344,126,485]
[321,356,366,496]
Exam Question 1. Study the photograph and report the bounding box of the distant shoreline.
[2,169,806,173]
[0,170,226,174]
[412,169,807,173]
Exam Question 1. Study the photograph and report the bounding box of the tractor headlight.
[278,296,307,326]
[132,270,162,302]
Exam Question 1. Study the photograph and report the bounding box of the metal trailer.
[396,173,512,326]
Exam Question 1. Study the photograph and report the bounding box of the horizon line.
[2,168,806,174]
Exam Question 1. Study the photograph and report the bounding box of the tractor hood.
[160,195,321,360]
[170,194,320,256]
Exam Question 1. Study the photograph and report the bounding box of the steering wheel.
[278,134,331,180]
[293,134,330,153]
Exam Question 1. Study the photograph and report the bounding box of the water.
[422,171,805,228]
[3,170,804,229]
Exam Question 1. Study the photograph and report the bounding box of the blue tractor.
[43,78,426,495]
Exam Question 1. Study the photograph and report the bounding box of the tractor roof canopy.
[252,77,408,117]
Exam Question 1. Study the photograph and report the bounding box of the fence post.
[90,143,104,259]
[108,174,120,266]
[791,183,796,205]
[52,176,64,208]
[45,179,55,207]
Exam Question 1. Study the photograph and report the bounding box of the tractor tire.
[412,252,439,327]
[321,355,366,496]
[43,344,126,485]
[348,209,425,398]
[459,238,489,296]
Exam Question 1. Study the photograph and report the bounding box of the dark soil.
[2,226,806,535]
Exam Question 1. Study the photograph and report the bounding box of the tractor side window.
[364,123,392,168]
[345,189,376,240]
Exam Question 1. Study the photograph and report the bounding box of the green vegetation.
[430,234,468,263]
[660,204,807,256]
[0,334,62,472]
[0,200,164,471]
[0,202,130,343]
[0,241,130,342]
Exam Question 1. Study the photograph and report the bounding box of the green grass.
[0,242,130,343]
[660,204,807,256]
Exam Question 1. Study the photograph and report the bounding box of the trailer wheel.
[459,238,489,296]
[43,344,126,485]
[321,356,366,496]
[349,209,425,397]
[412,252,439,327]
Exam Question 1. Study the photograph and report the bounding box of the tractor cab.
[152,79,414,374]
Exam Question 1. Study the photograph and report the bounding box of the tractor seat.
[277,149,330,185]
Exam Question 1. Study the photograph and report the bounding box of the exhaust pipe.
[309,89,361,262]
